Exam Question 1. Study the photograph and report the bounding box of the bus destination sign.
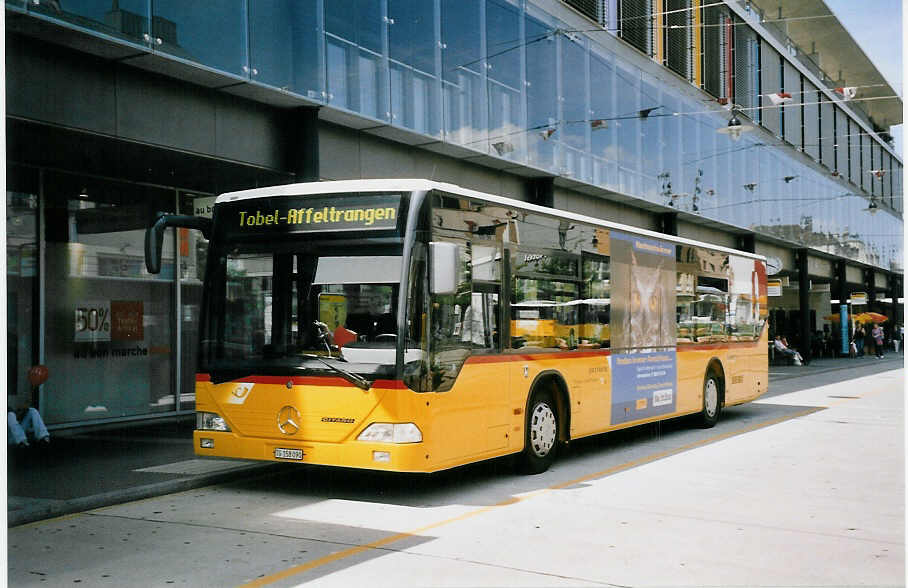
[227,194,401,235]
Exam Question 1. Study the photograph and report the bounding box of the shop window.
[7,167,39,407]
[43,173,175,424]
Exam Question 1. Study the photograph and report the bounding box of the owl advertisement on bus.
[609,231,677,425]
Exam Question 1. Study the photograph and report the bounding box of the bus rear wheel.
[520,391,558,474]
[699,372,721,428]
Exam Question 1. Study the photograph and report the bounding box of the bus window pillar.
[796,248,811,365]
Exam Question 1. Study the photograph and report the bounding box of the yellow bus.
[146,180,768,474]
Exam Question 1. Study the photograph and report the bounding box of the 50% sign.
[75,302,112,342]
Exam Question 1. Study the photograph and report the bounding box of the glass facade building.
[5,0,902,428]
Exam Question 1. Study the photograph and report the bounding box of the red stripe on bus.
[682,340,763,351]
[465,350,611,365]
[195,373,406,389]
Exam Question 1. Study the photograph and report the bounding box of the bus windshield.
[200,244,404,380]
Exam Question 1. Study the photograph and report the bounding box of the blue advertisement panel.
[609,230,678,425]
[840,304,849,355]
[611,351,678,424]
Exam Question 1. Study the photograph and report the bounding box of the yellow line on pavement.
[239,406,821,587]
[238,491,542,588]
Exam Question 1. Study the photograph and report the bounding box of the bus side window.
[580,255,610,349]
[467,244,501,350]
[695,276,729,343]
[427,240,473,392]
[676,272,695,343]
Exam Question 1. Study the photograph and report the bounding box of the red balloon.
[27,365,48,387]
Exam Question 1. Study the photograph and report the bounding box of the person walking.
[854,324,866,357]
[871,323,885,359]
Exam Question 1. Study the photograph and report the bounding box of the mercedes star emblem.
[277,405,301,435]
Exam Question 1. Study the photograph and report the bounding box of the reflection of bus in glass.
[146,180,768,474]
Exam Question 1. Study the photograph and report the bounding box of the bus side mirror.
[145,213,212,274]
[430,242,459,295]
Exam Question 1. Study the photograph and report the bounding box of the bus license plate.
[274,448,303,460]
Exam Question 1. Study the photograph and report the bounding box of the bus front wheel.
[700,372,721,428]
[520,391,558,474]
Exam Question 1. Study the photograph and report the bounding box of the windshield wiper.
[302,354,371,390]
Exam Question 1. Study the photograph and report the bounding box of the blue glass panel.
[325,0,389,121]
[861,136,871,191]
[389,1,435,74]
[389,0,440,136]
[250,0,323,100]
[486,0,520,89]
[589,51,616,189]
[560,35,588,181]
[29,0,150,45]
[526,12,557,169]
[486,0,523,159]
[639,76,660,201]
[152,0,247,76]
[442,0,484,146]
[615,63,640,195]
[326,0,382,53]
[849,119,860,185]
[693,108,717,219]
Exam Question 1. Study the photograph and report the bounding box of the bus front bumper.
[193,430,432,472]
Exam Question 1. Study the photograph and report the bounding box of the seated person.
[9,365,52,448]
[773,335,803,365]
[8,404,49,448]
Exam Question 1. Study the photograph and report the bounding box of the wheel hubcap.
[704,378,718,417]
[530,402,557,457]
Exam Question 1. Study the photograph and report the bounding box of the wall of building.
[7,35,287,173]
[318,122,529,201]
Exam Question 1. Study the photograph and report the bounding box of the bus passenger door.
[430,242,509,463]
[467,243,510,452]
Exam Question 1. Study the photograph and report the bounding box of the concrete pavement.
[6,360,903,586]
[6,419,279,527]
[6,353,904,529]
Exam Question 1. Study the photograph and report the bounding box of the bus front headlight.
[357,423,422,443]
[197,411,231,432]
